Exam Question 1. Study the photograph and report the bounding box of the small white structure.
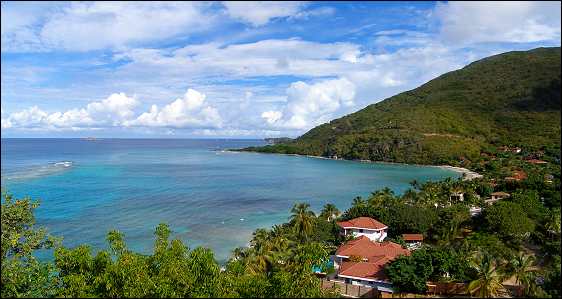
[402,234,423,250]
[337,217,388,242]
[469,206,482,217]
[449,191,464,202]
[486,192,510,205]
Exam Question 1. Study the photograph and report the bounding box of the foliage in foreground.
[2,148,560,298]
[0,192,337,298]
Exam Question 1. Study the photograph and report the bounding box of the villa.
[490,191,510,201]
[505,170,528,182]
[525,159,548,164]
[485,191,510,205]
[333,235,410,293]
[337,217,388,242]
[331,217,410,293]
[402,234,424,250]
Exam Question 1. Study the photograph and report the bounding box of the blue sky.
[1,1,560,138]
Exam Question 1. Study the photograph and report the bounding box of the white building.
[337,217,388,242]
[334,234,410,293]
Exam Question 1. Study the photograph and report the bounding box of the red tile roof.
[336,236,409,261]
[526,159,548,164]
[491,191,510,196]
[339,259,389,281]
[337,217,387,230]
[402,234,424,241]
[336,236,410,281]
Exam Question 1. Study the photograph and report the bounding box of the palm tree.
[247,245,274,274]
[369,188,395,207]
[507,253,537,295]
[232,247,248,261]
[320,203,340,221]
[467,252,507,298]
[420,183,441,207]
[401,189,418,205]
[270,224,285,238]
[351,196,367,208]
[289,203,316,241]
[545,208,561,238]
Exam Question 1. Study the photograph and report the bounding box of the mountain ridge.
[242,47,561,168]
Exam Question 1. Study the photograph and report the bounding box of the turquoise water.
[1,138,459,263]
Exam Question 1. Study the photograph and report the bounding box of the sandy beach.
[435,165,483,181]
[229,150,483,181]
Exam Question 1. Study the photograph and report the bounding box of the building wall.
[344,228,387,242]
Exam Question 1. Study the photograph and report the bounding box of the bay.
[1,138,459,263]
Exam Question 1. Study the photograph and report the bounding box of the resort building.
[498,146,521,154]
[485,191,510,205]
[449,191,464,202]
[402,234,424,250]
[505,170,528,182]
[337,217,388,242]
[333,235,410,293]
[525,159,548,164]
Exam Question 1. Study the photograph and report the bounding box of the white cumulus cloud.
[2,93,138,130]
[2,1,216,52]
[435,1,561,45]
[126,89,222,129]
[262,77,356,130]
[223,1,305,26]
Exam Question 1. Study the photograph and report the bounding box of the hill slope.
[243,47,561,167]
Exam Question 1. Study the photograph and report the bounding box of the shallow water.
[1,138,459,263]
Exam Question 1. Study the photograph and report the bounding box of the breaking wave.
[1,161,74,182]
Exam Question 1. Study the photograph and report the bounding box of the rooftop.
[337,217,388,230]
[402,234,424,241]
[339,259,389,282]
[336,236,409,261]
[491,191,510,196]
[526,159,548,164]
[336,236,410,281]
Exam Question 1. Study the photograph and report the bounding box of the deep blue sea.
[1,138,459,263]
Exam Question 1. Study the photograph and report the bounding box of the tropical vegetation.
[2,47,560,298]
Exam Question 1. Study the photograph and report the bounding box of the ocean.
[1,138,459,263]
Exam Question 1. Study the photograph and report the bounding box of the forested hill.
[243,47,561,167]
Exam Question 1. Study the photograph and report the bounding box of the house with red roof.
[333,235,410,292]
[526,159,548,164]
[486,191,510,205]
[402,234,424,250]
[330,217,410,292]
[337,216,388,242]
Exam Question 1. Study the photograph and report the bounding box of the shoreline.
[434,165,483,181]
[224,149,483,181]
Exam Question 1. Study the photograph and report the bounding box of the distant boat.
[83,137,98,141]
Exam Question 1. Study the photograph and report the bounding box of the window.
[359,229,364,233]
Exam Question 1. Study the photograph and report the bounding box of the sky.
[1,1,561,138]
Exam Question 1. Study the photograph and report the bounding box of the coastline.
[224,149,483,181]
[434,165,483,181]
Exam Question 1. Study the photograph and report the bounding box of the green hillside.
[243,47,561,167]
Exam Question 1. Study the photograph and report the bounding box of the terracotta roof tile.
[336,236,409,260]
[402,234,424,241]
[526,159,548,164]
[339,260,389,281]
[336,237,410,281]
[337,217,387,230]
[491,191,510,196]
